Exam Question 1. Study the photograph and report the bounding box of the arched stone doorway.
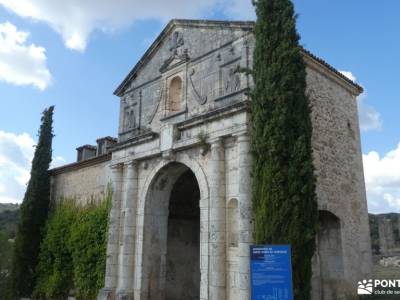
[141,162,200,300]
[312,210,345,300]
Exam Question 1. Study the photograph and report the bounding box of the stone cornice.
[49,153,111,176]
[109,130,158,152]
[177,100,250,130]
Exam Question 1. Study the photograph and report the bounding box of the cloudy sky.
[0,0,398,213]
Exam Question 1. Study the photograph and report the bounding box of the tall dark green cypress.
[10,106,54,298]
[251,1,318,299]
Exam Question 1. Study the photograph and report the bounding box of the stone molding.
[49,153,111,176]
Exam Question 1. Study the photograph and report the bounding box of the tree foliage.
[0,232,13,299]
[34,191,111,300]
[33,202,76,299]
[10,106,54,298]
[251,0,318,298]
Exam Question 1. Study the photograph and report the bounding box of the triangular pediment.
[114,19,255,96]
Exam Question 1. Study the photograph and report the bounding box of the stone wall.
[306,62,372,299]
[50,155,112,205]
[379,218,395,254]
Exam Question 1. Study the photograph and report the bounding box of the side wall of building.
[50,157,112,205]
[307,64,372,299]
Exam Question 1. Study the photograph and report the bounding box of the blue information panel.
[250,245,294,300]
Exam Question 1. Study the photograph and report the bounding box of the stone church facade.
[49,20,372,300]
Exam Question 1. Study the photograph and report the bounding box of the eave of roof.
[114,19,362,97]
[76,144,96,150]
[49,153,111,176]
[301,48,363,94]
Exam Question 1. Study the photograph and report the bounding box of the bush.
[69,199,111,299]
[34,202,76,299]
[34,190,111,300]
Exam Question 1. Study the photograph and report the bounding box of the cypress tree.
[251,1,318,299]
[10,106,54,298]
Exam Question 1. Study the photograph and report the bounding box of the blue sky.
[0,0,398,213]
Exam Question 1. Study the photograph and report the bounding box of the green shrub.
[69,198,111,299]
[34,189,111,300]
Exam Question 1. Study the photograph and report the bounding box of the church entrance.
[166,169,200,300]
[142,163,200,300]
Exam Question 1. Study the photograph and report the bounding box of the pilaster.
[98,163,124,300]
[209,137,226,300]
[237,133,253,300]
[116,161,138,300]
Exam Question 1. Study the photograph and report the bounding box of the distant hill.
[369,213,400,255]
[0,203,19,239]
[0,203,19,213]
[0,203,19,297]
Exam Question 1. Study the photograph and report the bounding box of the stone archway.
[141,162,201,300]
[312,210,345,300]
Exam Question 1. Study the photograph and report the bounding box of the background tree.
[10,106,54,298]
[251,0,318,299]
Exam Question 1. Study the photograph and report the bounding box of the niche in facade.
[168,76,182,113]
[124,106,136,130]
[227,198,239,247]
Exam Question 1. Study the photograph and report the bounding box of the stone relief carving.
[160,31,189,72]
[229,45,235,56]
[124,106,137,130]
[147,80,164,124]
[224,65,241,94]
[169,31,184,54]
[189,68,207,105]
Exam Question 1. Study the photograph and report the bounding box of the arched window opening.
[168,76,182,112]
[227,198,239,247]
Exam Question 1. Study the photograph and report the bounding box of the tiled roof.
[301,48,363,93]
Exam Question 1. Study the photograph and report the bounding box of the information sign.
[250,245,294,300]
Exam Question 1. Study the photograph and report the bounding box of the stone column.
[237,133,253,300]
[98,163,124,300]
[116,161,138,299]
[209,138,226,300]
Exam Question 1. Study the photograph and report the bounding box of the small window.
[168,76,182,112]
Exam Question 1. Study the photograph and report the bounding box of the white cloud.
[51,155,66,168]
[0,21,51,90]
[339,70,356,82]
[340,70,382,132]
[363,143,400,213]
[0,130,66,204]
[357,93,383,132]
[0,130,35,203]
[0,0,221,51]
[0,0,255,51]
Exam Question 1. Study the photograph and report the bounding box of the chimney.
[76,145,97,162]
[96,136,117,156]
